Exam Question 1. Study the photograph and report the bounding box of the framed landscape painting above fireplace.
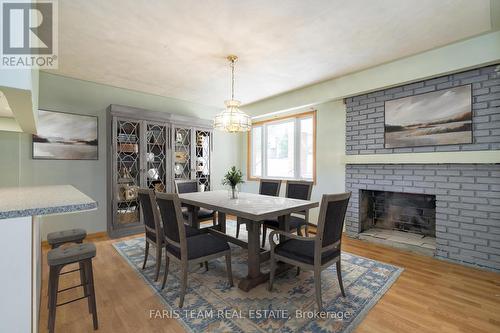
[32,110,98,160]
[384,85,472,148]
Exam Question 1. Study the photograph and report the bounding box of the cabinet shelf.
[116,198,138,203]
[117,178,135,184]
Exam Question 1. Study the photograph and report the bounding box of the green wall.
[0,72,242,239]
[0,131,21,186]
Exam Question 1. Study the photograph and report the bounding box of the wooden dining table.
[178,190,319,291]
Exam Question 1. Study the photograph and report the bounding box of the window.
[248,111,316,181]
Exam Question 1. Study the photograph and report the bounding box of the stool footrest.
[59,268,81,275]
[56,295,88,307]
[57,283,86,293]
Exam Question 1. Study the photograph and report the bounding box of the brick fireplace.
[344,64,500,271]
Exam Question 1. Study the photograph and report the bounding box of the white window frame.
[248,111,316,182]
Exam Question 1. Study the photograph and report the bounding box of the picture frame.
[384,85,472,148]
[32,109,98,160]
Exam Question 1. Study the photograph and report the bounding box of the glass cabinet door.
[145,123,169,193]
[195,130,211,191]
[173,127,192,181]
[115,119,141,226]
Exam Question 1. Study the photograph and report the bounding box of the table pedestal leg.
[278,214,291,242]
[238,218,267,291]
[187,205,200,229]
[218,212,226,233]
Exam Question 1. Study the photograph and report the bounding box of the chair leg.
[314,268,323,312]
[86,260,99,330]
[47,266,53,328]
[268,252,276,291]
[204,261,209,272]
[142,241,150,270]
[225,254,234,287]
[47,267,53,309]
[336,260,346,297]
[154,244,162,282]
[212,213,217,227]
[80,261,91,313]
[296,267,301,276]
[161,255,170,290]
[261,226,267,248]
[236,221,240,238]
[178,264,188,308]
[48,265,61,333]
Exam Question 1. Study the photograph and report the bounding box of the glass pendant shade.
[214,55,252,133]
[214,99,251,133]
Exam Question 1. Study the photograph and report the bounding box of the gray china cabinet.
[107,104,213,237]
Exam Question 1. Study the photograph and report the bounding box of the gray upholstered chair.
[261,180,313,247]
[174,179,217,227]
[138,188,203,282]
[156,192,233,308]
[268,192,351,311]
[236,178,282,239]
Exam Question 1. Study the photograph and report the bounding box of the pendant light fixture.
[214,55,252,133]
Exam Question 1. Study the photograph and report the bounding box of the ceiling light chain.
[231,56,235,100]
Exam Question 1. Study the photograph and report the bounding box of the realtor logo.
[1,0,58,68]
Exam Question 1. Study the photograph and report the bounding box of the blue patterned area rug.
[112,221,402,333]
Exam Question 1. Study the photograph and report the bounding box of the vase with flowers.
[222,166,244,199]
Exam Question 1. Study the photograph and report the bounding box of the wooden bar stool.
[46,228,88,298]
[47,243,98,333]
[47,228,87,249]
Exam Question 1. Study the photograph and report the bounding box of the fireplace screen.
[360,190,436,237]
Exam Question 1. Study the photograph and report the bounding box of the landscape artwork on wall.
[33,110,98,160]
[384,85,472,148]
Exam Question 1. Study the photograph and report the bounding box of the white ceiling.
[48,0,492,108]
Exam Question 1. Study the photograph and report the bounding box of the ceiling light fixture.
[214,55,251,133]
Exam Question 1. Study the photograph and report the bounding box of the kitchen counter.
[0,185,97,219]
[0,185,97,333]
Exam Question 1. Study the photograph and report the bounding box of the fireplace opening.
[359,189,436,254]
[360,189,436,236]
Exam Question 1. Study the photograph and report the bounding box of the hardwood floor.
[38,231,500,333]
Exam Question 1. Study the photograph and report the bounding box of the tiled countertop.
[0,185,97,219]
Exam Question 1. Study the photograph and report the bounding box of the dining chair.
[174,179,217,227]
[268,192,351,311]
[137,188,164,282]
[261,180,313,247]
[138,188,205,281]
[236,178,282,239]
[156,192,233,308]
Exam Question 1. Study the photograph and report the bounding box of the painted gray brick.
[476,246,500,256]
[449,241,475,250]
[456,250,489,260]
[461,224,488,232]
[414,86,436,94]
[345,64,500,155]
[447,227,474,237]
[344,65,500,271]
[345,162,500,271]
